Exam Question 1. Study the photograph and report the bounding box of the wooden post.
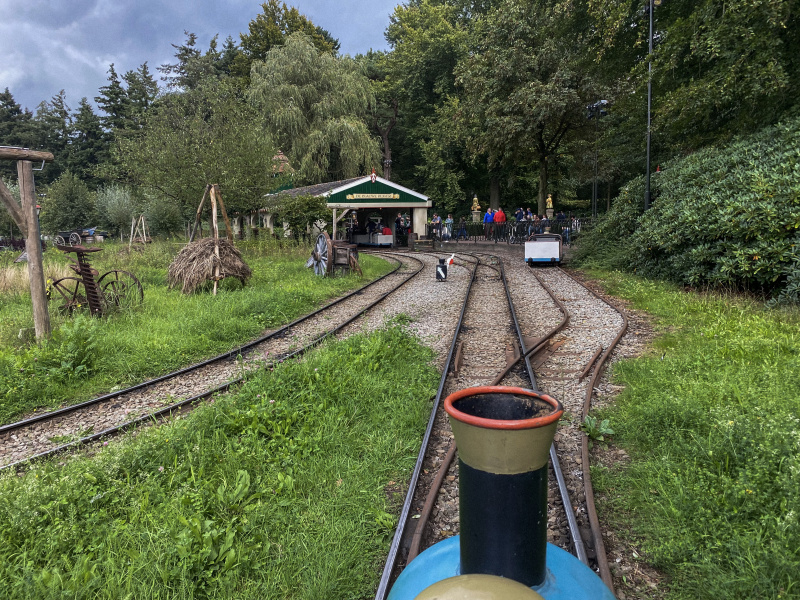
[212,184,234,242]
[210,185,221,296]
[190,185,210,243]
[18,161,51,340]
[129,216,136,251]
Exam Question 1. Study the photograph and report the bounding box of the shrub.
[575,116,800,301]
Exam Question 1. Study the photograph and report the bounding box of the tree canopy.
[248,34,380,184]
[117,80,279,219]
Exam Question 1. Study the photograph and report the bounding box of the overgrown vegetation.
[0,323,439,599]
[574,116,800,304]
[0,239,393,424]
[588,270,800,599]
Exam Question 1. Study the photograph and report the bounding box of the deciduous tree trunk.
[537,158,548,215]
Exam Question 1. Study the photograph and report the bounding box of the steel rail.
[559,267,628,593]
[398,255,584,577]
[1,254,409,434]
[373,253,480,600]
[1,254,425,471]
[503,263,589,566]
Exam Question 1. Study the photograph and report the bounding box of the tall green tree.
[457,0,600,213]
[588,0,800,154]
[40,171,96,234]
[122,63,159,129]
[248,33,380,183]
[95,64,131,133]
[0,89,37,181]
[159,32,232,91]
[117,79,279,220]
[233,0,340,81]
[67,98,107,187]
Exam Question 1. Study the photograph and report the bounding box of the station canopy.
[270,175,430,209]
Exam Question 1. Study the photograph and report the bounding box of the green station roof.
[266,175,431,209]
[325,176,430,208]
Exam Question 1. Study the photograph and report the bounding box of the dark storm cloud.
[0,0,397,113]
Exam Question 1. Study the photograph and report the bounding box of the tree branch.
[0,178,27,236]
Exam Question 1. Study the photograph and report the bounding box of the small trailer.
[525,233,563,265]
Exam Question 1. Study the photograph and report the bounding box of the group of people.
[430,213,468,241]
[482,207,580,244]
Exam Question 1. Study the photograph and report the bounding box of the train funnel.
[387,386,616,600]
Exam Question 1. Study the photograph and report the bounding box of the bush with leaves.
[575,117,800,300]
[40,171,97,235]
[95,185,142,239]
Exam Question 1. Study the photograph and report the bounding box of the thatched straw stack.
[168,238,252,294]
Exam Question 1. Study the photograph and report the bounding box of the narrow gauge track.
[0,253,425,470]
[376,252,628,599]
[376,253,583,599]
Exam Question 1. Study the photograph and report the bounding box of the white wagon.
[525,233,562,265]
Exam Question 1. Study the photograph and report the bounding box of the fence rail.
[423,218,597,244]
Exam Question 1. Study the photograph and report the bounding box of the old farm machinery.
[48,244,143,316]
[306,232,361,276]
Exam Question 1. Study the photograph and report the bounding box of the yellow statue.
[546,194,553,210]
[471,195,481,211]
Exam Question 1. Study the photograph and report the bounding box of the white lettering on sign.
[346,193,400,200]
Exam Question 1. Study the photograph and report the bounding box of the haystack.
[168,238,252,294]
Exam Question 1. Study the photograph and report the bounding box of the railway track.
[1,243,630,596]
[375,250,628,598]
[0,253,426,470]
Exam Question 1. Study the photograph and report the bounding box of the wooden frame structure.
[189,184,234,295]
[0,147,54,340]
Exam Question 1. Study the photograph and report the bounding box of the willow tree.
[248,33,380,184]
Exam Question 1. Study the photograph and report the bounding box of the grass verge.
[0,322,439,599]
[0,239,394,424]
[585,270,800,600]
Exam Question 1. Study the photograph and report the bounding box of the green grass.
[0,239,394,424]
[0,323,439,599]
[585,269,800,599]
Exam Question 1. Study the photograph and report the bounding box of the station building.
[266,174,431,246]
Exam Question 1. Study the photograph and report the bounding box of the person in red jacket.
[492,207,506,243]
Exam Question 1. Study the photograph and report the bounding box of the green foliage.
[118,79,278,219]
[262,193,328,240]
[233,0,340,81]
[95,185,140,237]
[40,171,96,234]
[580,414,614,448]
[0,240,395,423]
[0,324,439,599]
[457,0,600,212]
[575,117,800,300]
[0,314,98,418]
[248,34,380,184]
[589,271,800,599]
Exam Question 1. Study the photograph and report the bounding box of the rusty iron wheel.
[98,270,144,310]
[49,277,90,314]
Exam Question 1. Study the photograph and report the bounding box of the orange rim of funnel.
[444,386,563,430]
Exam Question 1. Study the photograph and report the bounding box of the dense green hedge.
[575,117,800,303]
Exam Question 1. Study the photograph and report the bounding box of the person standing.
[444,214,454,241]
[483,208,494,240]
[493,207,506,243]
[457,216,468,240]
[431,213,442,238]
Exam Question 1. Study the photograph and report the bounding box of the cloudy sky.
[0,0,400,112]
